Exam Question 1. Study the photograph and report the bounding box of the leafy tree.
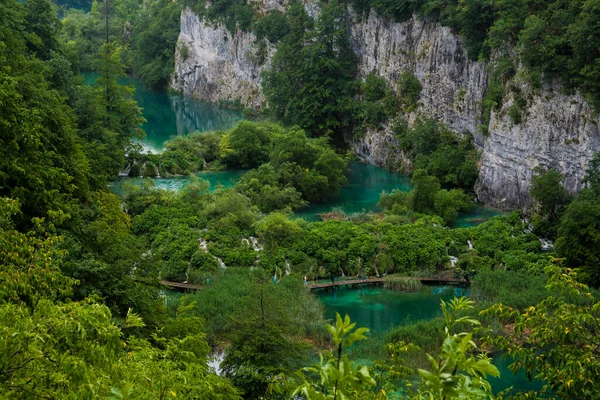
[278,298,499,399]
[0,199,239,399]
[264,0,358,137]
[131,0,182,88]
[95,42,145,153]
[222,121,275,168]
[411,169,441,214]
[415,297,499,399]
[278,313,375,399]
[434,188,475,226]
[530,167,572,237]
[221,271,311,398]
[483,260,600,399]
[254,212,304,250]
[555,154,600,285]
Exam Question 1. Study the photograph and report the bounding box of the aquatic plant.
[383,275,424,292]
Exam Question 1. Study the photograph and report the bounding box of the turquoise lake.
[96,73,503,224]
[82,73,242,153]
[318,286,543,395]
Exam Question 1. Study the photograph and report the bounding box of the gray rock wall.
[171,8,272,109]
[172,6,600,210]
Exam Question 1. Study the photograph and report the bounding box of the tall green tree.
[264,0,358,137]
[530,167,572,237]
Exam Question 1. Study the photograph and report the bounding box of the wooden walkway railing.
[160,280,203,291]
[160,276,469,292]
[308,276,468,290]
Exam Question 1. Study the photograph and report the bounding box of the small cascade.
[118,167,131,177]
[339,267,345,277]
[215,257,226,269]
[467,240,474,250]
[285,260,291,275]
[539,238,554,251]
[249,236,263,251]
[242,237,263,251]
[522,218,533,234]
[449,256,458,267]
[208,351,225,376]
[198,237,208,252]
[184,271,189,284]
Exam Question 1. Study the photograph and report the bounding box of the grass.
[384,275,424,291]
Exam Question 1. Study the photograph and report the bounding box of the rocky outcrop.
[171,8,272,108]
[349,13,488,138]
[477,80,600,209]
[173,5,600,209]
[347,123,411,172]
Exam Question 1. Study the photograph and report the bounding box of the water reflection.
[82,73,242,153]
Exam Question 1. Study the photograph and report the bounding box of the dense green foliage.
[529,167,572,238]
[132,120,349,212]
[394,118,480,189]
[62,0,182,88]
[483,261,600,399]
[263,0,359,137]
[6,0,600,397]
[379,170,475,226]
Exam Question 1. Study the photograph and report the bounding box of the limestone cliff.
[171,8,271,109]
[172,6,600,210]
[477,80,600,209]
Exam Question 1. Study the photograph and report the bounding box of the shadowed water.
[82,73,242,153]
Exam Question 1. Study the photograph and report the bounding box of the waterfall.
[339,267,345,277]
[184,271,189,284]
[118,166,131,177]
[539,238,554,251]
[285,260,291,275]
[208,351,225,376]
[467,240,474,250]
[449,256,458,267]
[521,218,533,234]
[249,236,263,251]
[242,236,263,252]
[198,237,208,252]
[215,257,226,269]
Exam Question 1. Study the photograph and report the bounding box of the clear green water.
[82,73,242,153]
[294,162,413,221]
[92,73,501,227]
[317,287,543,394]
[109,170,246,196]
[318,285,465,334]
[455,206,504,228]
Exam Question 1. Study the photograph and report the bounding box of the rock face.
[477,81,600,209]
[171,8,271,109]
[350,13,488,137]
[346,124,411,172]
[172,6,600,209]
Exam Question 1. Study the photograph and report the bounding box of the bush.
[399,71,422,111]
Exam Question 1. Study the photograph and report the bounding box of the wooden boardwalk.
[160,280,203,291]
[308,276,468,290]
[161,276,469,292]
[309,278,385,290]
